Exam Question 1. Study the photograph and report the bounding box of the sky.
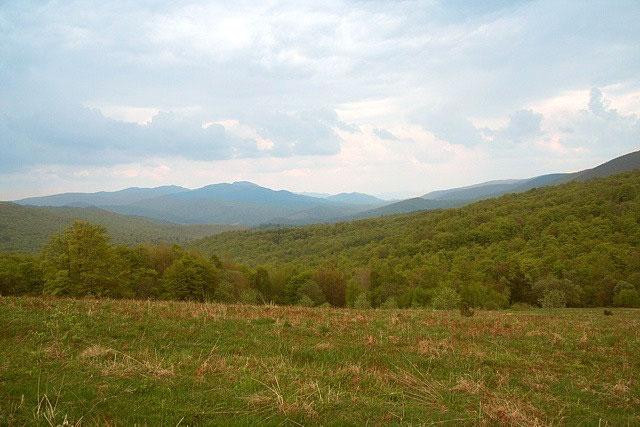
[1,0,640,200]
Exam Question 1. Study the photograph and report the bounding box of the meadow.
[1,296,638,425]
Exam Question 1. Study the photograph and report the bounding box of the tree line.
[2,171,640,309]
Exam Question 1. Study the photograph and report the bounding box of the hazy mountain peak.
[325,192,386,205]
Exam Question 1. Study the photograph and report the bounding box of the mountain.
[190,170,640,309]
[422,180,526,201]
[355,149,640,219]
[572,150,640,181]
[13,150,640,226]
[17,185,187,207]
[0,202,241,252]
[325,192,387,205]
[98,182,376,226]
[191,169,640,274]
[14,181,376,226]
[297,192,331,198]
[345,197,466,218]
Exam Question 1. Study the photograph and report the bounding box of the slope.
[0,202,241,252]
[191,170,640,277]
[16,185,187,207]
[105,181,372,225]
[356,149,640,219]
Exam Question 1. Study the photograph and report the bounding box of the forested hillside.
[192,171,640,307]
[0,203,240,251]
[356,150,640,219]
[2,172,639,309]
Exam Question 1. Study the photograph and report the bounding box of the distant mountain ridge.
[11,149,640,226]
[14,182,385,226]
[0,202,240,252]
[18,185,187,207]
[352,149,640,219]
[325,192,387,205]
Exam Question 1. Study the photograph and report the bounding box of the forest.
[1,171,639,309]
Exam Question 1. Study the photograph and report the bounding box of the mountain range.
[6,149,640,231]
[0,202,241,252]
[353,149,640,219]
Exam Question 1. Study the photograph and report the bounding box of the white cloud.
[1,0,640,198]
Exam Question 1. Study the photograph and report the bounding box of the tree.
[353,292,371,309]
[532,276,582,307]
[431,286,461,309]
[251,267,272,303]
[0,253,43,295]
[41,221,117,297]
[612,281,640,307]
[313,267,346,307]
[540,289,566,308]
[163,254,218,301]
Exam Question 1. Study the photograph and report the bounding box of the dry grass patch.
[451,376,484,395]
[386,365,445,410]
[81,345,174,379]
[416,337,454,357]
[245,375,319,421]
[314,341,332,350]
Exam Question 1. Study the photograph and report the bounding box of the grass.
[1,297,639,425]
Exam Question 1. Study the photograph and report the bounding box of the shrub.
[163,254,219,302]
[238,288,260,305]
[540,289,566,308]
[297,295,315,307]
[354,293,371,309]
[380,297,398,309]
[510,302,534,311]
[431,286,461,309]
[533,276,582,307]
[613,289,640,307]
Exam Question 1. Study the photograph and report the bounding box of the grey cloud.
[248,109,344,157]
[1,0,640,191]
[486,109,543,146]
[559,87,640,156]
[0,100,347,171]
[415,111,484,146]
[373,128,399,141]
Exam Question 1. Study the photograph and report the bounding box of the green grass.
[1,297,639,425]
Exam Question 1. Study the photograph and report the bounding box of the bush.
[380,297,398,309]
[613,289,640,307]
[297,295,315,307]
[354,293,371,309]
[533,276,582,307]
[214,280,237,303]
[431,286,461,309]
[540,289,566,308]
[238,288,260,305]
[163,254,219,301]
[510,302,534,311]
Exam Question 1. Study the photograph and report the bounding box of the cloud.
[485,109,543,146]
[373,128,399,141]
[556,87,640,155]
[0,101,347,171]
[1,1,640,197]
[415,110,485,146]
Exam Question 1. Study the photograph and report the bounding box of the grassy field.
[1,297,639,425]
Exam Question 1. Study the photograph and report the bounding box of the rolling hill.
[17,185,187,207]
[354,149,640,219]
[12,150,640,226]
[191,170,640,276]
[15,182,383,226]
[0,202,241,252]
